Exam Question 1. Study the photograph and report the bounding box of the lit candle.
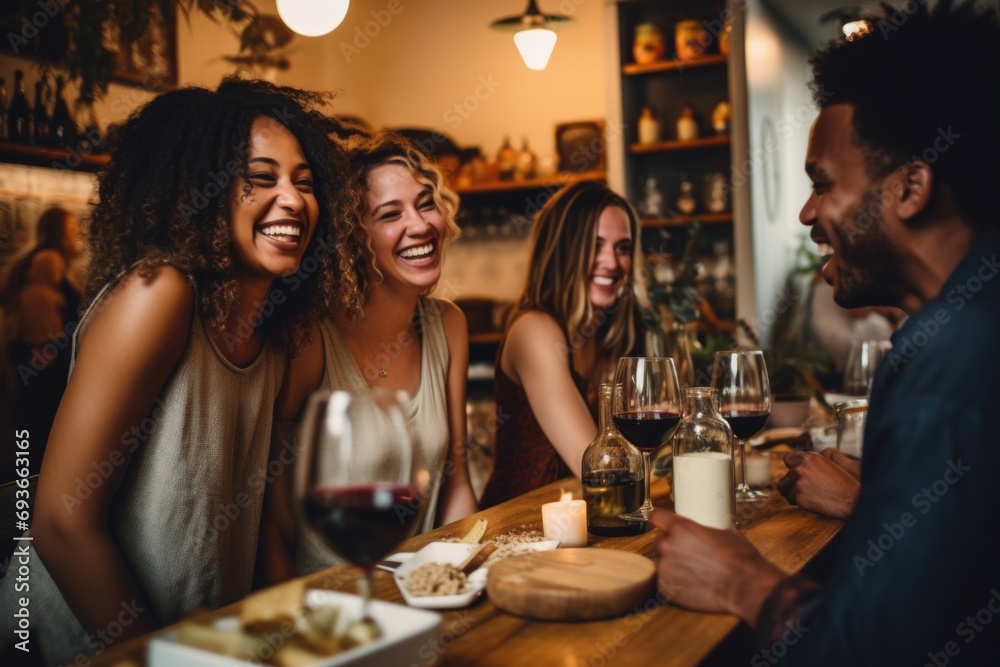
[541,490,588,547]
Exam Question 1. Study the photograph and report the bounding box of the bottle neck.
[682,387,719,419]
[597,384,614,434]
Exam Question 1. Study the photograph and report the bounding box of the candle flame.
[559,489,572,504]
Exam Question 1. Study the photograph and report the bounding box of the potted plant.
[642,221,735,386]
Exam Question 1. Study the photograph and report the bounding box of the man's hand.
[649,509,786,625]
[820,446,861,478]
[777,450,860,519]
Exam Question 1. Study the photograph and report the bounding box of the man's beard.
[830,187,902,309]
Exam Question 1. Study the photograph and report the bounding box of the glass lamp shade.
[277,0,350,37]
[513,28,558,70]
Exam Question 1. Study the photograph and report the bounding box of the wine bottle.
[49,76,77,149]
[33,79,51,146]
[581,384,646,537]
[496,136,516,181]
[8,70,32,144]
[515,137,537,181]
[0,78,8,142]
[77,103,102,154]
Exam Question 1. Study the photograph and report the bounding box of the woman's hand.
[777,450,860,519]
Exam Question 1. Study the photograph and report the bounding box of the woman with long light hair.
[480,181,649,507]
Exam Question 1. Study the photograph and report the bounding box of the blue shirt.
[760,231,1000,665]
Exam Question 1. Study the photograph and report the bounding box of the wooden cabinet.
[612,0,750,326]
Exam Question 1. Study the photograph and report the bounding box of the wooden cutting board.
[486,548,656,621]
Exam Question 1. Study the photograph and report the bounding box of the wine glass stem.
[358,567,374,618]
[641,450,653,512]
[736,437,750,492]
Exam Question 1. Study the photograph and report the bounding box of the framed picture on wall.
[109,4,178,91]
[555,120,606,173]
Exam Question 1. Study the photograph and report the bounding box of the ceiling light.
[276,0,350,37]
[491,0,573,71]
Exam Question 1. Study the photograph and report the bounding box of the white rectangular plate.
[148,589,442,667]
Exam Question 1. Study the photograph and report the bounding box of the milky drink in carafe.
[672,387,735,529]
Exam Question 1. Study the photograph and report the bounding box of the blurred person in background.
[2,206,84,474]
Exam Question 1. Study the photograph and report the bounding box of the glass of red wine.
[711,350,771,503]
[613,356,683,521]
[295,388,429,625]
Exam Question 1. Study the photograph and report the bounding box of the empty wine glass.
[843,339,889,396]
[711,350,771,503]
[294,388,430,631]
[613,356,683,521]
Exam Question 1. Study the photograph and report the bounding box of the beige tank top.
[293,296,451,575]
[2,274,284,665]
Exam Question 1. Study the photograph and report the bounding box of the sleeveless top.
[0,272,284,665]
[292,296,451,575]
[479,331,589,509]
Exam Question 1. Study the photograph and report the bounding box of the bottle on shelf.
[633,23,666,65]
[0,78,7,142]
[8,70,32,144]
[676,105,699,142]
[672,387,734,529]
[638,106,660,145]
[515,137,537,181]
[50,75,78,149]
[705,172,729,213]
[677,179,697,215]
[33,78,51,146]
[496,136,517,181]
[77,102,103,154]
[641,175,664,218]
[582,384,646,537]
[709,240,735,320]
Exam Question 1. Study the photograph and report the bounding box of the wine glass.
[613,356,683,521]
[711,350,772,503]
[843,339,889,397]
[294,388,430,628]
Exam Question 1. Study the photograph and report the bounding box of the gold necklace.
[348,321,391,378]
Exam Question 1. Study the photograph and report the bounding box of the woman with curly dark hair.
[0,76,362,664]
[274,131,479,576]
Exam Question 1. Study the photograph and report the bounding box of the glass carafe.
[582,384,645,536]
[672,387,735,529]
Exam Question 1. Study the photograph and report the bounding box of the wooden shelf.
[0,140,109,172]
[623,54,728,76]
[642,213,733,228]
[629,135,730,154]
[454,170,606,196]
[469,331,503,344]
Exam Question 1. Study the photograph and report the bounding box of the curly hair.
[809,0,1000,229]
[85,74,365,346]
[336,131,461,319]
[513,180,648,386]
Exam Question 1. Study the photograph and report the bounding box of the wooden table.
[93,465,841,667]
